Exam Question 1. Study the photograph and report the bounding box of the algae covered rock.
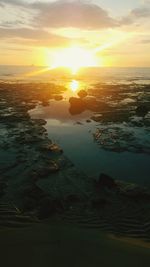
[77,90,87,99]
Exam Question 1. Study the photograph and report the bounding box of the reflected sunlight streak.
[25,67,50,77]
[70,80,79,92]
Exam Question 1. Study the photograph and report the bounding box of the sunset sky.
[0,0,150,67]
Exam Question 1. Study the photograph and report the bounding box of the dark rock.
[84,96,97,105]
[76,121,83,125]
[101,111,130,123]
[15,134,42,144]
[22,184,47,211]
[121,185,150,201]
[78,90,88,99]
[54,95,63,101]
[42,100,49,106]
[69,96,109,115]
[136,104,149,117]
[22,197,37,211]
[33,119,47,126]
[49,143,63,153]
[65,194,81,205]
[23,184,46,201]
[96,173,117,190]
[38,142,52,151]
[30,171,40,181]
[0,181,7,197]
[38,198,64,219]
[35,162,60,178]
[91,115,102,122]
[39,143,63,154]
[48,161,60,172]
[69,97,86,115]
[92,198,110,209]
[85,98,108,112]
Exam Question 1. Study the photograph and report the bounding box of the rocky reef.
[93,125,150,153]
[0,82,92,214]
[0,82,150,243]
[88,83,150,125]
[87,84,150,154]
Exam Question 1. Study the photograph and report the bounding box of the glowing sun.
[49,46,98,74]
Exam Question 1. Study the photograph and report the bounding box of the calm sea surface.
[0,65,150,84]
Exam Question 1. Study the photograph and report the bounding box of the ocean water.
[0,65,150,84]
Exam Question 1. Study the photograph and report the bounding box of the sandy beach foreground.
[0,220,150,267]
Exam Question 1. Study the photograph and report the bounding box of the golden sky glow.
[0,0,150,67]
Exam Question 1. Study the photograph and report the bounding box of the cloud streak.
[0,0,149,51]
[0,0,150,30]
[32,1,119,29]
[0,0,27,7]
[0,27,71,47]
[0,0,119,29]
[121,5,150,25]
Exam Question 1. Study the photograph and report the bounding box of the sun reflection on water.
[70,80,80,92]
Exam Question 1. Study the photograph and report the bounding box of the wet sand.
[0,220,150,267]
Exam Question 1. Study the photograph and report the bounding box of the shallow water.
[30,85,150,187]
